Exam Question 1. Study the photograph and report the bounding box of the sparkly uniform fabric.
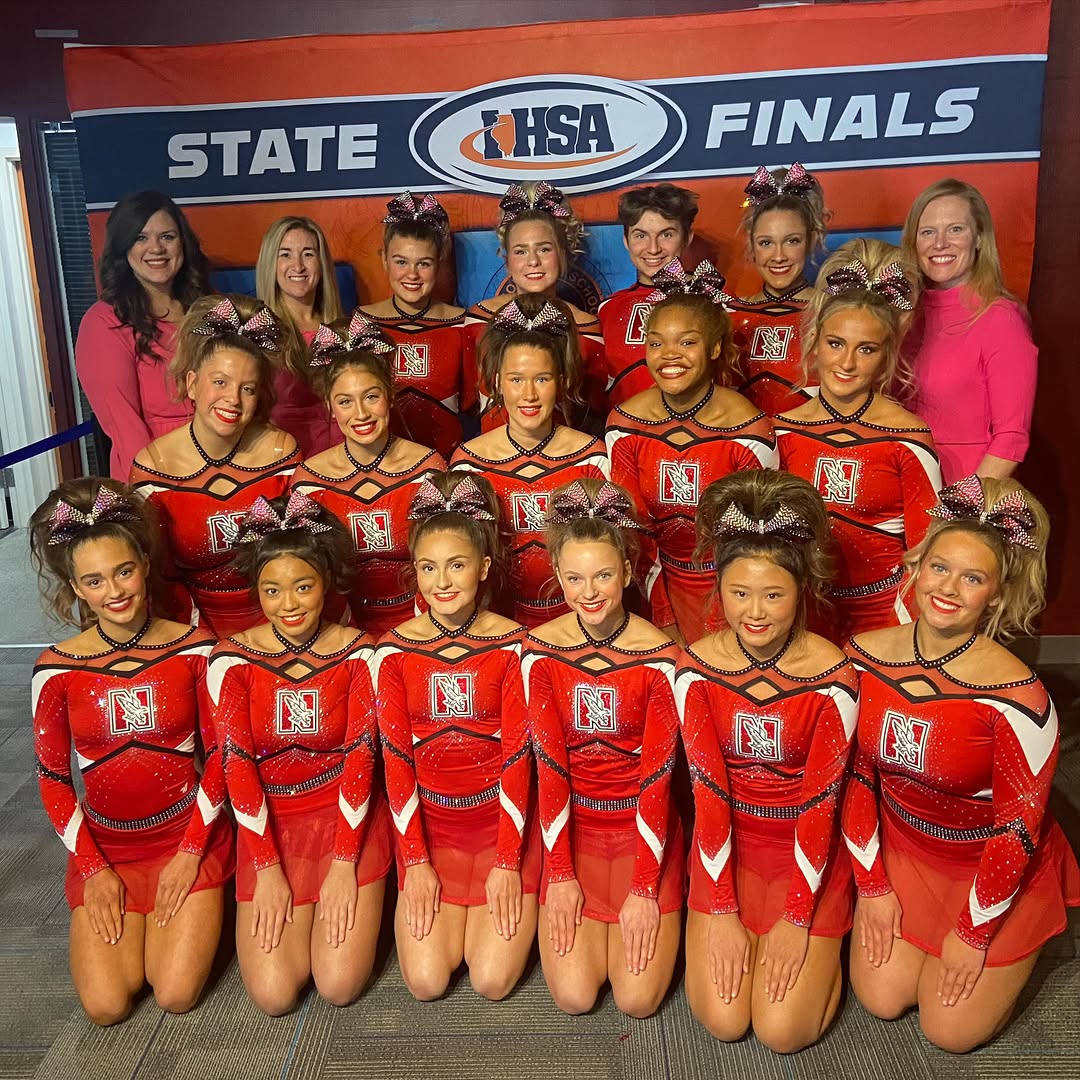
[372,628,538,906]
[32,627,234,913]
[842,640,1080,963]
[676,650,858,936]
[597,283,657,407]
[523,637,685,923]
[729,299,815,417]
[209,633,391,905]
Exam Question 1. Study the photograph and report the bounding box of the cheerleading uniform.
[372,627,538,906]
[292,448,446,636]
[842,638,1080,964]
[675,649,858,935]
[367,312,467,461]
[130,450,299,637]
[607,402,778,639]
[209,633,391,905]
[451,435,609,627]
[523,637,684,922]
[597,283,656,407]
[729,299,815,417]
[32,627,233,914]
[776,415,942,640]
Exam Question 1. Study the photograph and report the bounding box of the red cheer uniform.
[729,298,816,417]
[676,649,858,935]
[33,627,234,914]
[524,637,685,922]
[598,283,657,407]
[373,627,538,905]
[842,639,1080,963]
[209,633,391,905]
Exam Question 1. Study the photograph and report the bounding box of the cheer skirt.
[192,586,265,640]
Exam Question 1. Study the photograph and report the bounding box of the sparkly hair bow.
[712,502,816,544]
[492,298,570,337]
[383,191,450,238]
[234,491,333,545]
[824,259,915,312]
[190,297,281,352]
[743,161,818,207]
[498,181,572,225]
[928,475,1038,550]
[408,476,496,523]
[645,259,733,306]
[547,481,643,531]
[310,310,395,366]
[47,486,143,546]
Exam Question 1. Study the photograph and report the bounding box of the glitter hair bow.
[645,258,733,306]
[47,486,143,546]
[234,491,333,545]
[742,161,818,207]
[824,259,915,312]
[498,181,572,225]
[927,475,1038,550]
[310,310,395,367]
[712,502,816,544]
[383,191,450,238]
[408,476,496,522]
[492,298,570,337]
[547,481,643,531]
[190,297,282,352]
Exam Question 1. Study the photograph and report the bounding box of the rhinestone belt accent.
[417,782,499,809]
[884,792,997,843]
[830,567,903,599]
[572,792,638,812]
[263,761,344,796]
[355,590,414,608]
[84,785,197,831]
[660,552,716,573]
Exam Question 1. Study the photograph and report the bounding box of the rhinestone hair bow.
[47,487,143,546]
[190,297,282,352]
[742,162,818,207]
[383,191,450,239]
[928,475,1039,550]
[234,491,333,545]
[498,181,572,225]
[408,476,496,523]
[824,259,915,312]
[492,298,570,337]
[712,502,816,544]
[547,481,643,531]
[645,258,733,306]
[310,310,395,367]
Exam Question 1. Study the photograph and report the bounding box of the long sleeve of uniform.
[981,303,1038,465]
[496,652,531,871]
[179,649,228,856]
[842,742,892,897]
[333,651,379,863]
[32,669,109,879]
[898,440,942,551]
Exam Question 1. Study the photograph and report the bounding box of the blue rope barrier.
[0,421,94,470]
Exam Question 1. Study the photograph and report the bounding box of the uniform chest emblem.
[394,343,429,379]
[573,685,617,734]
[207,510,247,554]
[431,673,474,718]
[880,710,930,773]
[275,688,320,736]
[814,457,860,506]
[624,303,652,346]
[348,510,393,552]
[750,324,793,363]
[659,461,699,505]
[107,685,156,736]
[511,492,549,532]
[734,711,783,762]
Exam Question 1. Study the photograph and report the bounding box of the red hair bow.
[383,191,450,238]
[310,310,395,367]
[498,181,572,225]
[408,476,496,523]
[824,259,914,312]
[47,486,143,546]
[712,502,815,544]
[743,161,818,207]
[190,297,281,353]
[928,475,1039,550]
[547,481,642,531]
[234,491,333,545]
[645,259,733,306]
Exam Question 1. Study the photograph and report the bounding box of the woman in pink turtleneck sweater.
[901,180,1037,485]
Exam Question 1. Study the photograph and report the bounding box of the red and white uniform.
[523,637,684,922]
[292,448,446,636]
[676,650,858,935]
[451,435,609,627]
[607,403,778,639]
[32,627,233,913]
[131,451,299,637]
[842,640,1080,963]
[730,299,815,417]
[598,283,656,407]
[777,416,942,641]
[209,633,391,904]
[373,627,537,905]
[368,313,467,461]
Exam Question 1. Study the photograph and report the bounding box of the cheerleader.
[607,261,778,643]
[29,479,232,1024]
[776,239,941,641]
[464,181,605,430]
[452,296,609,627]
[728,163,828,416]
[130,295,299,637]
[525,479,683,1018]
[209,492,391,1014]
[360,192,467,460]
[292,312,446,635]
[676,470,857,1053]
[842,476,1080,1052]
[373,471,537,1001]
[598,184,699,406]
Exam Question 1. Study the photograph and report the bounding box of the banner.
[64,0,1051,302]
